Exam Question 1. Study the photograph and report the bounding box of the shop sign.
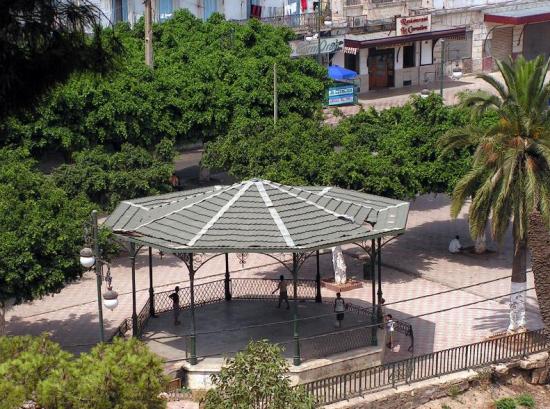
[290,36,345,57]
[328,85,356,106]
[396,14,431,36]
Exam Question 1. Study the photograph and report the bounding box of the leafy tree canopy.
[52,141,175,210]
[204,340,314,409]
[0,148,93,306]
[0,335,167,409]
[0,0,116,118]
[204,95,497,199]
[2,11,327,155]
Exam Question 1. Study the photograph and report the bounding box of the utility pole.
[439,39,445,97]
[144,0,154,68]
[91,210,105,343]
[273,63,278,124]
[317,0,322,64]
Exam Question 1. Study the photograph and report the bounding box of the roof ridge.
[187,181,254,246]
[264,181,357,223]
[255,181,295,248]
[125,182,246,232]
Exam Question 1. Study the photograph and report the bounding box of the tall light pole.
[440,39,445,97]
[79,210,119,343]
[144,0,154,68]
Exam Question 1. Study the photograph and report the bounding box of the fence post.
[523,331,528,358]
[391,362,396,388]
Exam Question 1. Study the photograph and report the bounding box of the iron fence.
[301,329,548,406]
[232,278,317,301]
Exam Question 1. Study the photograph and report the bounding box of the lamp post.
[306,1,332,64]
[439,39,445,97]
[79,210,119,343]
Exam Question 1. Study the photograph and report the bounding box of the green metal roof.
[104,179,409,253]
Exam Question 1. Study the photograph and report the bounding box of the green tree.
[0,149,93,334]
[439,56,550,331]
[0,0,116,118]
[204,340,314,409]
[0,335,167,409]
[204,95,482,200]
[2,11,326,156]
[52,142,175,210]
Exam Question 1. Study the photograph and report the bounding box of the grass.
[495,397,517,409]
[515,393,536,408]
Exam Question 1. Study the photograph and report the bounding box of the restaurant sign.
[327,85,356,106]
[290,36,344,57]
[396,14,431,36]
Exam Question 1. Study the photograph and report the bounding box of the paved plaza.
[5,195,542,362]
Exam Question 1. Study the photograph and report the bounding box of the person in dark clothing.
[169,286,181,325]
[271,275,290,309]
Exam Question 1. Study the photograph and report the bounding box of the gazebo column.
[224,253,232,301]
[377,237,383,304]
[130,242,138,337]
[148,247,156,317]
[292,253,301,366]
[371,239,377,346]
[315,250,322,303]
[188,254,198,365]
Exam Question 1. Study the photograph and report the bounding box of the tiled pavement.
[6,195,542,362]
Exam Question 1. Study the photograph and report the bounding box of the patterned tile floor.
[6,195,542,362]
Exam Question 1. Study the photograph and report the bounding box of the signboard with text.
[327,85,356,106]
[290,36,345,57]
[396,14,431,36]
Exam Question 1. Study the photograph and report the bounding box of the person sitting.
[169,172,181,190]
[448,235,462,254]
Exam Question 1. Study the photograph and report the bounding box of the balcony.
[346,15,395,33]
[235,12,334,33]
[345,0,363,6]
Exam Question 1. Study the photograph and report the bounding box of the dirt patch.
[417,375,550,409]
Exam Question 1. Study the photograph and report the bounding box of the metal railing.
[301,329,548,406]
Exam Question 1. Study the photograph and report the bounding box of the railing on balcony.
[345,0,363,6]
[347,15,395,32]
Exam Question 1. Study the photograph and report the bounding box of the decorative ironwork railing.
[301,329,548,406]
[232,278,317,301]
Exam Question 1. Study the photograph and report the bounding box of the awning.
[328,65,358,80]
[345,26,467,50]
[484,6,550,25]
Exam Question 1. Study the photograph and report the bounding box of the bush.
[204,340,314,409]
[52,143,174,210]
[495,397,517,409]
[0,335,167,409]
[515,393,536,408]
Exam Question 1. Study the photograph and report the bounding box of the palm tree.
[528,211,550,335]
[440,56,550,332]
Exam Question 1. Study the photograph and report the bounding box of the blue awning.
[328,65,358,81]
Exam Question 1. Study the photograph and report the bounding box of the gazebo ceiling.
[105,179,409,253]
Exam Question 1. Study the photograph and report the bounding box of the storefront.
[336,15,466,92]
[484,6,550,63]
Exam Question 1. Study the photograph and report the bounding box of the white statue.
[332,246,347,284]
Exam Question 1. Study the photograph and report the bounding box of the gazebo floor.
[142,299,376,362]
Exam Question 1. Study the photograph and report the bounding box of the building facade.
[97,0,550,92]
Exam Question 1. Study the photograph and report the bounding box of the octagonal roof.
[105,179,409,253]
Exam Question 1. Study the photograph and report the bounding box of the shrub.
[515,393,536,408]
[204,340,314,409]
[495,397,517,409]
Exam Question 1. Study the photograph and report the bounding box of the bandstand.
[105,179,410,387]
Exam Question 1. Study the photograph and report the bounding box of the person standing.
[272,275,290,309]
[169,286,181,325]
[334,292,346,328]
[385,314,395,349]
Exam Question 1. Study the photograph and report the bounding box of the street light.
[79,210,119,342]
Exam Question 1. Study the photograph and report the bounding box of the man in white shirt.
[448,235,462,254]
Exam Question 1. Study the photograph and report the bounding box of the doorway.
[368,48,395,90]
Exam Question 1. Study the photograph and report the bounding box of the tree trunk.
[0,300,6,336]
[528,211,550,335]
[475,234,487,254]
[509,220,528,332]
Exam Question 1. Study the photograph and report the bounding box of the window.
[403,44,415,68]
